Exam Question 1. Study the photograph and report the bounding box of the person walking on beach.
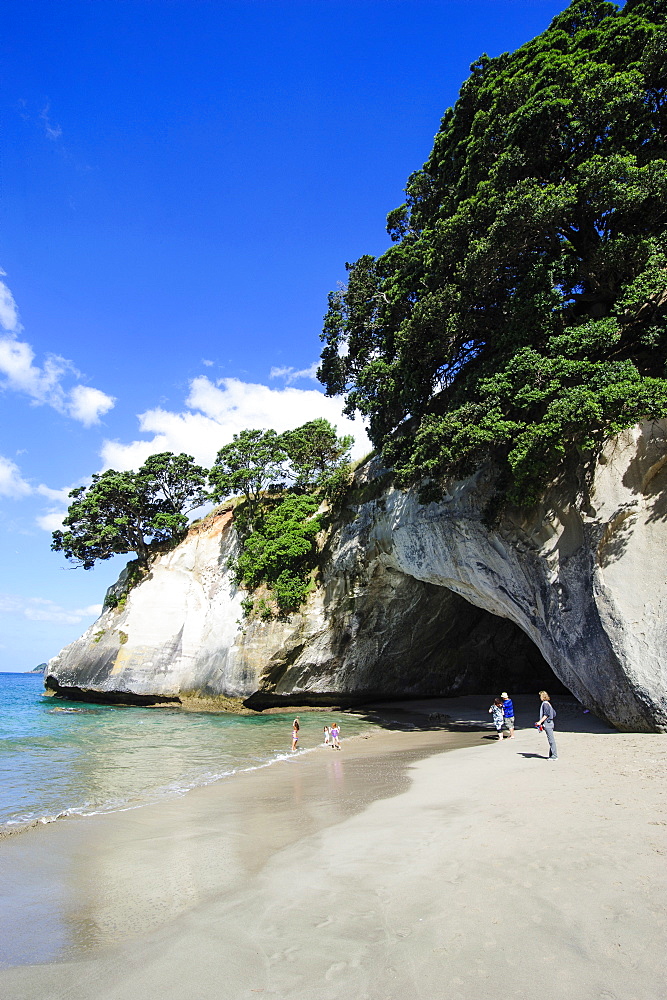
[501,691,515,738]
[323,725,331,745]
[536,691,558,760]
[291,718,300,751]
[330,722,341,749]
[489,697,505,739]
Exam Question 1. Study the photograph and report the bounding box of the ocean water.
[0,672,377,830]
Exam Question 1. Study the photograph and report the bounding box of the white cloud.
[100,375,371,471]
[0,336,73,409]
[35,482,86,532]
[0,455,31,498]
[0,270,20,332]
[36,376,373,531]
[68,385,116,426]
[36,509,67,532]
[0,594,102,625]
[39,101,62,141]
[36,484,72,504]
[0,270,115,425]
[269,362,319,383]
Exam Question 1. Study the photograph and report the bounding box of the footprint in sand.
[268,945,300,964]
[325,960,358,981]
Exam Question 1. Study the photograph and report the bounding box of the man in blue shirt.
[501,691,515,739]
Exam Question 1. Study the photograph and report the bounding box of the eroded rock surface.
[47,422,667,731]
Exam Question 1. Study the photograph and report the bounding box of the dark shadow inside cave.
[248,572,572,710]
[425,585,569,697]
[246,571,572,710]
[313,571,573,705]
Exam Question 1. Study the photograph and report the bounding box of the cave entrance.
[374,577,570,699]
[433,587,569,696]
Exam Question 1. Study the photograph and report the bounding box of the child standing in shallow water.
[323,725,331,745]
[291,718,300,751]
[330,722,341,749]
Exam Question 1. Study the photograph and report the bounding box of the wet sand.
[1,696,665,1000]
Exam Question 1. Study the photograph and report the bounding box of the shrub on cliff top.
[52,422,353,621]
[235,494,322,617]
[319,0,667,508]
[216,420,353,619]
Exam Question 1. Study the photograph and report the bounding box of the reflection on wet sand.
[0,728,483,968]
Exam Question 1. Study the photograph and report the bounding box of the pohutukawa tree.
[208,429,287,529]
[209,420,355,617]
[280,418,354,495]
[52,452,209,570]
[319,0,667,508]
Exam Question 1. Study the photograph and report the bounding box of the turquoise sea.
[0,672,377,831]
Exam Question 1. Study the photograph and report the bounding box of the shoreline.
[1,697,665,999]
[0,698,474,841]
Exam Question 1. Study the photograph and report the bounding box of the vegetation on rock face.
[213,420,353,619]
[236,494,323,620]
[53,422,353,620]
[52,453,209,570]
[103,560,147,610]
[319,0,667,509]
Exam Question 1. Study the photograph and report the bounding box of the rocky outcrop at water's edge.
[46,421,667,732]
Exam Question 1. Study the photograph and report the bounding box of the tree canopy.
[52,453,208,570]
[210,419,354,617]
[319,0,667,507]
[281,418,354,494]
[209,429,287,528]
[52,420,354,618]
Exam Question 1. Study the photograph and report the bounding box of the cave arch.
[249,569,571,709]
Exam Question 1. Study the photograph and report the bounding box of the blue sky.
[0,0,565,670]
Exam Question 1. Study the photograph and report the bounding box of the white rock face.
[47,422,667,731]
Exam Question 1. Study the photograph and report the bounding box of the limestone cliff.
[46,421,667,732]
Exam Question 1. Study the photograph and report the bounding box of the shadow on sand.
[360,695,618,737]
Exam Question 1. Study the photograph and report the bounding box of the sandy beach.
[1,696,665,1000]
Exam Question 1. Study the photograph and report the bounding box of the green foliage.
[52,453,209,570]
[221,420,354,619]
[103,563,142,610]
[281,418,353,495]
[234,493,322,619]
[51,420,354,620]
[103,593,124,610]
[139,451,210,530]
[237,495,321,584]
[320,0,667,509]
[209,429,287,529]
